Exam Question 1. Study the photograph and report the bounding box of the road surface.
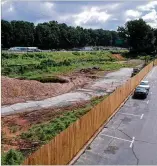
[75,66,157,165]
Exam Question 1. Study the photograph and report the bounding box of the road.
[2,68,132,115]
[74,66,157,165]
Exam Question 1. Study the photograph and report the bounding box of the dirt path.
[2,68,133,116]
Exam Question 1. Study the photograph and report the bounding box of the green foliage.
[20,95,108,145]
[1,51,132,79]
[72,52,81,56]
[2,149,24,165]
[20,107,90,143]
[118,18,156,54]
[2,19,124,49]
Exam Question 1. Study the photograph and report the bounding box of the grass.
[20,96,107,144]
[1,51,133,80]
[20,107,90,143]
[9,125,20,133]
[2,149,24,165]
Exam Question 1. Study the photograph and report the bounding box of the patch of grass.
[1,51,134,79]
[2,149,24,165]
[90,96,108,106]
[20,107,90,143]
[9,125,20,133]
[20,95,107,144]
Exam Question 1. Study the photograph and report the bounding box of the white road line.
[101,134,132,143]
[147,100,149,104]
[119,112,144,120]
[140,114,144,119]
[151,92,152,94]
[130,137,135,148]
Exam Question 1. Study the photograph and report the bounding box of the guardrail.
[23,61,155,165]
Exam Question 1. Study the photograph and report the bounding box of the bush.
[20,108,90,143]
[40,59,57,67]
[2,53,19,59]
[89,52,96,55]
[59,59,71,66]
[72,52,80,56]
[2,149,24,165]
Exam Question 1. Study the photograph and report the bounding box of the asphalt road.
[74,66,157,165]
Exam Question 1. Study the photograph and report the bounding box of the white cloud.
[142,9,157,28]
[126,9,142,17]
[73,7,111,26]
[142,9,157,21]
[98,3,120,11]
[1,1,157,30]
[147,21,157,28]
[137,1,157,11]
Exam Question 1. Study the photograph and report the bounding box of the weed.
[9,126,19,133]
[2,149,24,165]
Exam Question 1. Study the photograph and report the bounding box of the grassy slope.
[2,51,132,80]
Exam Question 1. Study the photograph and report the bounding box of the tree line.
[1,19,124,49]
[2,18,157,54]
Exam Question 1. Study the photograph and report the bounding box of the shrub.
[72,52,80,56]
[89,52,96,55]
[2,149,24,165]
[2,53,19,59]
[40,59,57,67]
[59,59,71,66]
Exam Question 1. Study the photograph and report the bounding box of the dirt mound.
[112,54,125,60]
[2,75,93,105]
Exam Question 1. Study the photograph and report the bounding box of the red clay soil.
[2,74,93,105]
[1,101,89,153]
[112,54,125,60]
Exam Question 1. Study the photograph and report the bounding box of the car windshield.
[136,87,146,92]
[140,82,148,85]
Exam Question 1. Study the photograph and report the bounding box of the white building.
[9,47,38,52]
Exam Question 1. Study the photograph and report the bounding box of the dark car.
[133,87,148,99]
[131,68,140,77]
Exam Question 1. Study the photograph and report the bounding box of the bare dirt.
[112,54,125,60]
[1,100,89,153]
[2,68,101,106]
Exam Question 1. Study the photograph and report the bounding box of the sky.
[1,0,157,30]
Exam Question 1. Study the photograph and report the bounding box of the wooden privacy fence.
[154,59,157,66]
[23,61,155,165]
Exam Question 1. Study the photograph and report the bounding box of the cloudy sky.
[2,1,157,30]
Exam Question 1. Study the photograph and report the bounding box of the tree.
[2,19,127,49]
[1,20,13,48]
[118,19,155,54]
[11,20,35,47]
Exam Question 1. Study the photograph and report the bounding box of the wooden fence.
[23,61,155,165]
[154,59,157,66]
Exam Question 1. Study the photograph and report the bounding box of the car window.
[140,82,148,85]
